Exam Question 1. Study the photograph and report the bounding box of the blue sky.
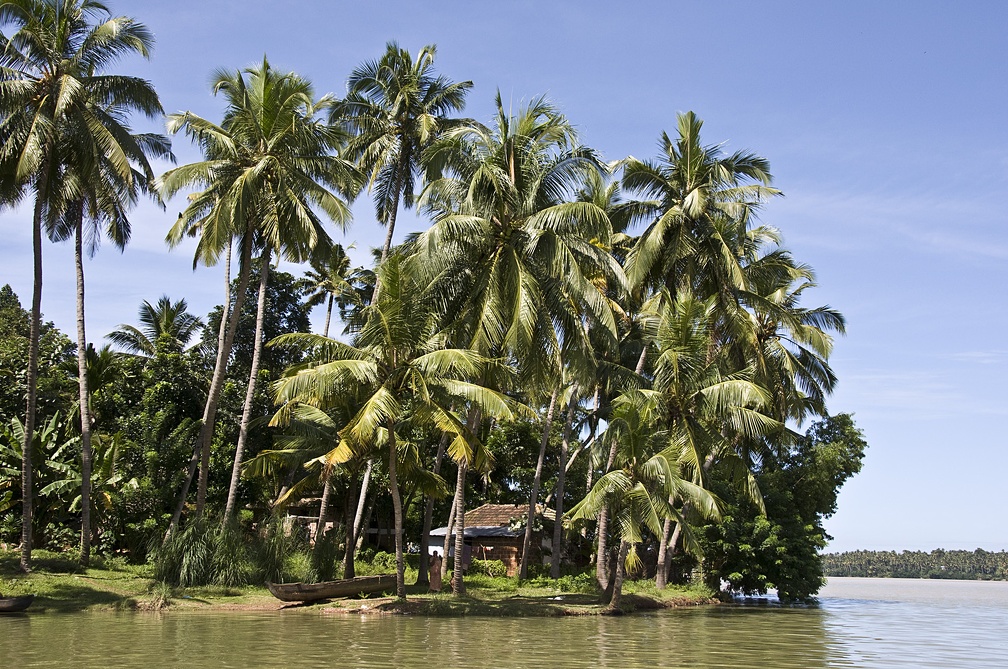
[2,1,1006,552]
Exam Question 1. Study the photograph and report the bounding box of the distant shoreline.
[822,549,1008,581]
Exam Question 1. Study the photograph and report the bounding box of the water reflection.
[3,579,1007,668]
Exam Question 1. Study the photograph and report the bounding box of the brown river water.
[1,577,1006,667]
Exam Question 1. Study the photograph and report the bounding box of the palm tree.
[416,93,622,581]
[108,296,204,356]
[569,393,719,611]
[0,0,165,569]
[272,255,522,599]
[622,111,778,302]
[339,41,473,262]
[160,57,360,523]
[299,243,370,337]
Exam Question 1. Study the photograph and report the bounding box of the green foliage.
[0,285,75,426]
[698,414,867,601]
[470,558,508,578]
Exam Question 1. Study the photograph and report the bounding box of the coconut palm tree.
[0,0,166,569]
[272,255,522,599]
[108,296,204,357]
[415,93,622,581]
[160,57,360,523]
[569,392,719,611]
[299,243,370,337]
[622,111,778,302]
[339,41,473,262]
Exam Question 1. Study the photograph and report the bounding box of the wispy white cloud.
[948,350,1008,365]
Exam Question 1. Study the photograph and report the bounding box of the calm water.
[2,577,1006,668]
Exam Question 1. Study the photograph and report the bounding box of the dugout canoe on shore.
[267,575,397,602]
[0,594,34,613]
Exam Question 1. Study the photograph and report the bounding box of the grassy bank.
[1,549,716,615]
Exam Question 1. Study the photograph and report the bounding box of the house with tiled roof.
[428,503,545,576]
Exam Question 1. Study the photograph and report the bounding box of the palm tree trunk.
[73,211,94,567]
[387,418,406,600]
[441,488,457,581]
[451,460,467,596]
[520,388,558,580]
[224,246,272,522]
[195,232,254,519]
[606,540,630,613]
[167,442,200,540]
[417,430,451,586]
[322,294,333,337]
[315,472,332,548]
[550,392,576,578]
[379,151,408,263]
[21,182,48,573]
[167,243,232,539]
[655,517,673,589]
[351,458,374,551]
[596,347,648,586]
[342,475,357,578]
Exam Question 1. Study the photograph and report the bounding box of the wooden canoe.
[0,594,34,613]
[267,575,397,602]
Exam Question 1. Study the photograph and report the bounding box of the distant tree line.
[822,549,1008,580]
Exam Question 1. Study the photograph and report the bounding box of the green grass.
[1,549,715,616]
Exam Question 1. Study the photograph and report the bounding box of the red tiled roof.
[464,504,526,527]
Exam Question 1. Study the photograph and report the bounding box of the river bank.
[0,549,715,616]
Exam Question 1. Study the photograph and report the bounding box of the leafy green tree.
[0,285,74,427]
[340,41,472,261]
[416,93,619,581]
[299,244,371,337]
[698,413,866,601]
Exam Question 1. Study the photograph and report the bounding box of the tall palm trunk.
[655,517,673,589]
[520,388,558,580]
[596,345,649,586]
[550,393,576,578]
[167,245,231,538]
[606,540,630,613]
[21,176,48,573]
[315,473,332,548]
[351,458,374,551]
[224,246,272,522]
[322,294,333,337]
[73,210,95,566]
[417,430,450,586]
[451,460,467,595]
[342,474,357,578]
[387,418,406,600]
[441,488,457,581]
[195,232,254,518]
[379,151,409,262]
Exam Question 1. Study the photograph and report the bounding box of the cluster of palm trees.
[2,0,845,609]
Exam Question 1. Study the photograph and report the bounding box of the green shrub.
[470,559,508,578]
[371,550,397,572]
[556,572,599,594]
